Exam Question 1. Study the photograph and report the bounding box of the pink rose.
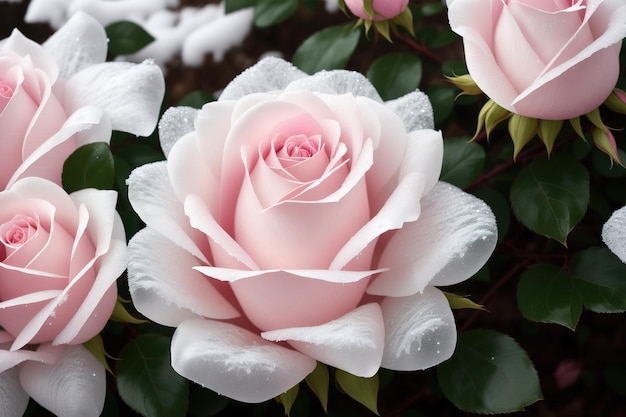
[0,177,126,416]
[344,0,409,20]
[447,0,626,120]
[0,11,164,190]
[127,57,497,403]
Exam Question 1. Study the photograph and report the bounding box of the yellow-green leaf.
[537,119,563,155]
[604,88,626,114]
[277,384,299,416]
[509,114,538,159]
[569,117,586,141]
[592,127,621,166]
[446,74,482,96]
[336,369,379,415]
[443,292,486,311]
[83,334,113,374]
[110,297,147,324]
[305,363,329,412]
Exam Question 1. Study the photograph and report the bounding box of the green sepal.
[585,107,606,130]
[592,127,622,166]
[362,0,375,19]
[509,114,539,159]
[83,334,113,374]
[336,369,380,415]
[537,119,563,155]
[569,117,586,141]
[470,100,493,141]
[603,88,626,114]
[446,74,482,96]
[277,384,299,416]
[391,7,415,36]
[373,19,391,42]
[305,362,329,412]
[110,296,147,324]
[484,101,511,137]
[443,292,487,311]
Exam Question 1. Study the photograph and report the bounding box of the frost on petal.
[381,286,457,370]
[65,61,165,136]
[19,345,106,417]
[128,228,239,327]
[171,319,317,403]
[385,91,434,132]
[262,303,384,377]
[285,69,382,102]
[43,11,108,79]
[0,367,29,417]
[219,56,306,101]
[158,106,199,158]
[602,205,626,263]
[368,182,497,297]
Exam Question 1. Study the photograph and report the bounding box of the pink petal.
[368,182,497,297]
[171,319,317,403]
[262,303,384,377]
[381,286,457,370]
[0,367,29,417]
[0,341,65,374]
[2,29,59,83]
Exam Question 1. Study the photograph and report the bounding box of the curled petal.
[368,182,497,297]
[171,319,317,403]
[19,345,106,417]
[381,286,457,370]
[602,205,626,263]
[0,367,29,417]
[262,303,384,377]
[0,339,65,374]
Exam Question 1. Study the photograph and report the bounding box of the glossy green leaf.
[254,0,298,27]
[366,53,422,101]
[440,137,486,189]
[510,155,589,245]
[570,247,626,313]
[62,142,115,193]
[177,90,214,109]
[437,330,542,414]
[517,264,582,330]
[305,362,329,412]
[335,370,379,415]
[293,25,360,74]
[224,0,255,13]
[425,85,456,127]
[105,21,154,55]
[117,335,189,417]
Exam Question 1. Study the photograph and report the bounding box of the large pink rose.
[0,177,126,416]
[127,57,498,403]
[0,11,164,190]
[447,0,626,120]
[344,0,409,20]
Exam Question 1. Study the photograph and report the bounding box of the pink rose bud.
[345,0,409,20]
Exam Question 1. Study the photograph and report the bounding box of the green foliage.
[366,53,422,100]
[440,137,486,188]
[224,0,256,13]
[305,362,330,411]
[105,21,154,55]
[335,370,379,415]
[293,25,361,74]
[254,0,298,27]
[62,142,115,193]
[437,330,543,414]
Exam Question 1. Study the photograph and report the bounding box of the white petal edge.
[19,345,106,417]
[285,69,383,102]
[602,204,626,263]
[385,91,435,132]
[158,106,199,158]
[368,182,497,297]
[0,367,29,417]
[262,303,384,377]
[381,286,457,370]
[171,319,317,403]
[128,227,239,327]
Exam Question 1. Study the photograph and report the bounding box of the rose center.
[277,135,321,160]
[0,213,39,249]
[0,75,15,113]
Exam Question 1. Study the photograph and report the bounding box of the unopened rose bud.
[344,0,409,20]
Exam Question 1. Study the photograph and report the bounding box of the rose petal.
[285,69,382,102]
[385,90,435,132]
[400,129,443,196]
[0,367,29,417]
[158,106,199,158]
[602,205,626,263]
[262,303,384,377]
[127,161,210,264]
[219,56,306,101]
[368,182,497,297]
[0,341,65,374]
[19,345,105,417]
[43,11,108,79]
[195,266,385,283]
[381,286,457,370]
[128,227,239,327]
[65,60,165,136]
[171,319,317,403]
[2,29,59,83]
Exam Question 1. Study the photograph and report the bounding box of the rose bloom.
[127,57,498,403]
[0,10,164,190]
[447,0,626,120]
[0,178,126,417]
[344,0,409,20]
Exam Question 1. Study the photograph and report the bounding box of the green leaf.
[366,53,422,101]
[305,362,329,412]
[437,330,542,414]
[570,247,626,313]
[83,334,112,374]
[335,370,379,415]
[424,85,456,127]
[224,0,256,13]
[517,264,583,330]
[277,384,299,416]
[105,21,155,55]
[117,335,189,417]
[177,90,214,109]
[440,137,486,189]
[254,0,298,27]
[110,297,146,324]
[62,142,115,193]
[293,25,360,74]
[510,155,589,245]
[443,292,486,310]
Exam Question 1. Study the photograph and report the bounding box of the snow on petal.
[158,106,199,158]
[19,345,105,417]
[399,129,443,196]
[171,319,317,403]
[285,69,382,102]
[602,205,626,263]
[0,367,29,417]
[385,91,435,132]
[368,182,497,297]
[262,303,384,377]
[128,228,239,327]
[381,286,457,370]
